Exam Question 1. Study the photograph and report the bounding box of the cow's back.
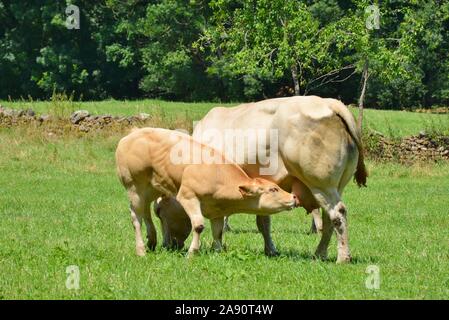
[193,96,362,190]
[193,99,291,181]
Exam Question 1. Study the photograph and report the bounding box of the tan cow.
[115,128,298,256]
[157,96,367,263]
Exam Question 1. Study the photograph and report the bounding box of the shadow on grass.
[273,248,379,264]
[225,227,310,235]
[156,245,379,265]
[225,228,259,235]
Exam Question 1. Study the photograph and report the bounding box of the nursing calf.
[157,96,368,263]
[115,128,297,256]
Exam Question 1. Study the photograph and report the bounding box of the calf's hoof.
[336,254,352,264]
[136,246,146,257]
[187,249,199,259]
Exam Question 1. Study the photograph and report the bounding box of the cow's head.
[238,178,298,214]
[154,197,191,250]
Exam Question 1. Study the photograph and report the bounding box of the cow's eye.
[269,187,278,192]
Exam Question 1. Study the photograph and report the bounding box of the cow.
[115,127,298,256]
[156,96,367,263]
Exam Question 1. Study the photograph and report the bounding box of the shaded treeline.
[1,0,448,108]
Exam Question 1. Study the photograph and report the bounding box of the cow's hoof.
[211,242,223,252]
[147,241,157,251]
[313,250,328,261]
[264,247,280,257]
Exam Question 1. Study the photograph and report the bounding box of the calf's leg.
[177,193,205,257]
[128,191,148,256]
[143,200,157,251]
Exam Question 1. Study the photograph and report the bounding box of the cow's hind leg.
[256,215,279,257]
[312,188,351,263]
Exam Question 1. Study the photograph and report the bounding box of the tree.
[201,0,342,96]
[0,0,447,108]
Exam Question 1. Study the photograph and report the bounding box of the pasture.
[4,99,449,137]
[0,101,448,299]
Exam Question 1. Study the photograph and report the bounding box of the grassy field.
[0,101,448,299]
[3,98,449,137]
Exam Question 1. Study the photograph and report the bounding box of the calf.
[115,128,297,256]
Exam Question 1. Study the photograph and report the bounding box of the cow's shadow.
[274,248,378,264]
[225,227,378,264]
[165,245,378,264]
[225,227,310,235]
[226,228,259,235]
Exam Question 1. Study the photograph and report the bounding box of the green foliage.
[1,0,448,108]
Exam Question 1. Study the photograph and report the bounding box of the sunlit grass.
[0,125,448,299]
[3,99,448,138]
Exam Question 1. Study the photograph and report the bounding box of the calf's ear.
[238,184,257,197]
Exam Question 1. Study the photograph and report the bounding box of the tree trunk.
[291,64,300,96]
[358,60,369,132]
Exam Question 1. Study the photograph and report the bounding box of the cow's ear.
[238,184,257,197]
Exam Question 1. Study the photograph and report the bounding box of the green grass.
[0,125,448,299]
[355,108,449,138]
[2,99,228,121]
[2,99,449,137]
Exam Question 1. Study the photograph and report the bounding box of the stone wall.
[364,131,449,163]
[1,105,448,163]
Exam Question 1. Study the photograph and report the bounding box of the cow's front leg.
[256,215,279,257]
[314,210,332,260]
[210,217,224,251]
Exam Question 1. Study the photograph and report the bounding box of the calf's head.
[238,178,298,214]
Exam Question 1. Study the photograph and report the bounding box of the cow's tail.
[329,101,368,187]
